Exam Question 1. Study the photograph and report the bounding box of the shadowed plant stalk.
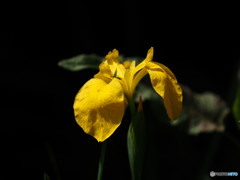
[96,96,145,180]
[127,96,146,180]
[97,141,107,180]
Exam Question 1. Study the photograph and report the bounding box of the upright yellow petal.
[132,67,148,94]
[146,61,182,120]
[133,47,154,75]
[123,61,137,98]
[105,49,120,64]
[73,78,125,142]
[145,47,154,62]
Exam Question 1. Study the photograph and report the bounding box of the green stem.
[128,98,137,120]
[97,141,107,180]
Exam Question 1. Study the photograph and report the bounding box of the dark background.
[1,1,240,180]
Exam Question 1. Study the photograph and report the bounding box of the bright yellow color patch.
[146,61,183,120]
[73,47,183,142]
[74,78,125,142]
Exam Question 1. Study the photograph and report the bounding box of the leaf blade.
[127,100,146,180]
[58,54,103,71]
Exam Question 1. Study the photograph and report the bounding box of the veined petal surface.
[73,78,125,142]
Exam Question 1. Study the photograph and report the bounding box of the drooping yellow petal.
[146,61,182,120]
[73,78,125,142]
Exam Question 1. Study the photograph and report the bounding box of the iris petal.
[146,61,182,120]
[73,78,125,142]
[105,49,120,63]
[133,47,154,75]
[94,60,112,82]
[132,67,148,94]
[105,49,126,78]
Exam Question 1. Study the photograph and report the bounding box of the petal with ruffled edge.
[146,61,183,120]
[105,49,126,79]
[94,60,112,83]
[73,78,125,142]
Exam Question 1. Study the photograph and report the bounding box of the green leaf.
[127,100,146,180]
[43,173,51,180]
[232,86,240,129]
[58,54,103,71]
[58,53,145,72]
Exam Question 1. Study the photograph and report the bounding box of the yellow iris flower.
[73,47,183,142]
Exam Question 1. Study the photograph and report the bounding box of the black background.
[1,1,240,180]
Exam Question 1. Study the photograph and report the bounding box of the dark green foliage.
[127,100,146,180]
[58,54,103,71]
